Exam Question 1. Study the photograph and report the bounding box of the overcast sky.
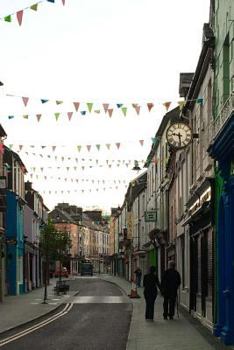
[0,0,210,213]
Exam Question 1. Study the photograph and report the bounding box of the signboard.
[144,211,157,222]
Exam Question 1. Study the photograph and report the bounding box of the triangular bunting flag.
[8,116,14,119]
[132,104,141,115]
[151,137,157,144]
[117,104,123,108]
[8,144,13,149]
[4,15,12,22]
[96,145,101,151]
[103,103,109,113]
[19,145,23,150]
[86,145,91,152]
[73,102,80,111]
[22,97,29,106]
[107,109,113,118]
[121,107,127,117]
[147,103,154,112]
[54,113,60,121]
[87,103,93,113]
[47,0,55,2]
[52,146,56,151]
[41,99,49,104]
[61,0,65,5]
[36,114,42,122]
[77,145,82,152]
[178,100,185,110]
[163,101,171,111]
[116,143,121,149]
[16,10,24,26]
[94,110,100,114]
[106,144,111,150]
[81,111,86,116]
[30,3,38,11]
[67,112,73,120]
[56,100,63,105]
[23,115,29,119]
[139,140,144,146]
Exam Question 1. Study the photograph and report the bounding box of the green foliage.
[40,220,72,262]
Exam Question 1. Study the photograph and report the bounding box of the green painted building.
[208,0,234,345]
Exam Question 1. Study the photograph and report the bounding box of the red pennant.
[16,10,24,26]
[163,101,171,111]
[61,0,65,4]
[103,103,109,113]
[22,97,29,106]
[73,102,80,111]
[19,145,23,151]
[67,112,73,120]
[139,140,144,146]
[147,103,154,112]
[132,104,141,115]
[36,114,42,122]
[87,145,91,152]
[107,108,113,118]
[116,143,121,149]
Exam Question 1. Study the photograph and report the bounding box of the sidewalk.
[0,278,78,334]
[101,275,233,350]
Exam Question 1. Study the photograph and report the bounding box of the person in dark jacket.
[143,266,161,321]
[134,267,142,287]
[161,261,181,320]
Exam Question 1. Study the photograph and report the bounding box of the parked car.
[80,263,93,276]
[54,267,69,278]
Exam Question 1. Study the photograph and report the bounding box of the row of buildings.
[0,127,110,301]
[109,0,234,345]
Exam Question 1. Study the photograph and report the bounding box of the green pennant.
[54,113,60,121]
[23,115,29,119]
[96,144,101,151]
[121,107,127,117]
[77,145,82,152]
[4,15,12,22]
[30,4,38,11]
[87,102,93,113]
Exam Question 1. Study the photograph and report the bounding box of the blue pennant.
[117,104,123,108]
[41,99,49,104]
[81,111,86,116]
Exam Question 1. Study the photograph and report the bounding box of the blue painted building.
[4,147,27,296]
[6,191,25,295]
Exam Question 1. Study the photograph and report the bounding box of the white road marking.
[72,296,129,304]
[0,303,73,347]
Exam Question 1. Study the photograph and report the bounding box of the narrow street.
[0,278,132,350]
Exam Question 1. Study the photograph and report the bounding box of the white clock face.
[166,122,192,149]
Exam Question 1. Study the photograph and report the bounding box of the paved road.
[0,277,132,350]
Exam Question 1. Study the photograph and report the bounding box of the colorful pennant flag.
[73,102,80,111]
[30,4,38,11]
[107,109,113,118]
[16,11,24,26]
[103,103,109,113]
[4,15,12,23]
[87,103,93,113]
[121,107,127,117]
[41,99,49,104]
[147,103,154,112]
[36,114,42,122]
[54,113,60,121]
[163,101,171,111]
[67,112,73,121]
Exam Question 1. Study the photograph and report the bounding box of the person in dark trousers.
[143,266,161,321]
[134,267,142,287]
[161,260,181,320]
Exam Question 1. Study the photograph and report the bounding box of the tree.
[40,220,71,303]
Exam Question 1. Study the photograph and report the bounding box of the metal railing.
[213,93,234,140]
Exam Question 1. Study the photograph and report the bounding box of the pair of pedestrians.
[143,261,181,321]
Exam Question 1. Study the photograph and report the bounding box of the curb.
[0,289,80,338]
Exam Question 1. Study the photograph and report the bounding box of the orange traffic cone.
[128,279,140,298]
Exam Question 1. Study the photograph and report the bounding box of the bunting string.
[2,93,204,119]
[0,0,65,27]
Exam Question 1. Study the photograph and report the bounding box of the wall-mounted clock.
[166,122,192,149]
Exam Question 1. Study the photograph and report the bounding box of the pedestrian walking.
[143,266,161,321]
[134,267,142,287]
[161,260,181,320]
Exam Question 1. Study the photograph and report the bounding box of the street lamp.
[132,160,141,171]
